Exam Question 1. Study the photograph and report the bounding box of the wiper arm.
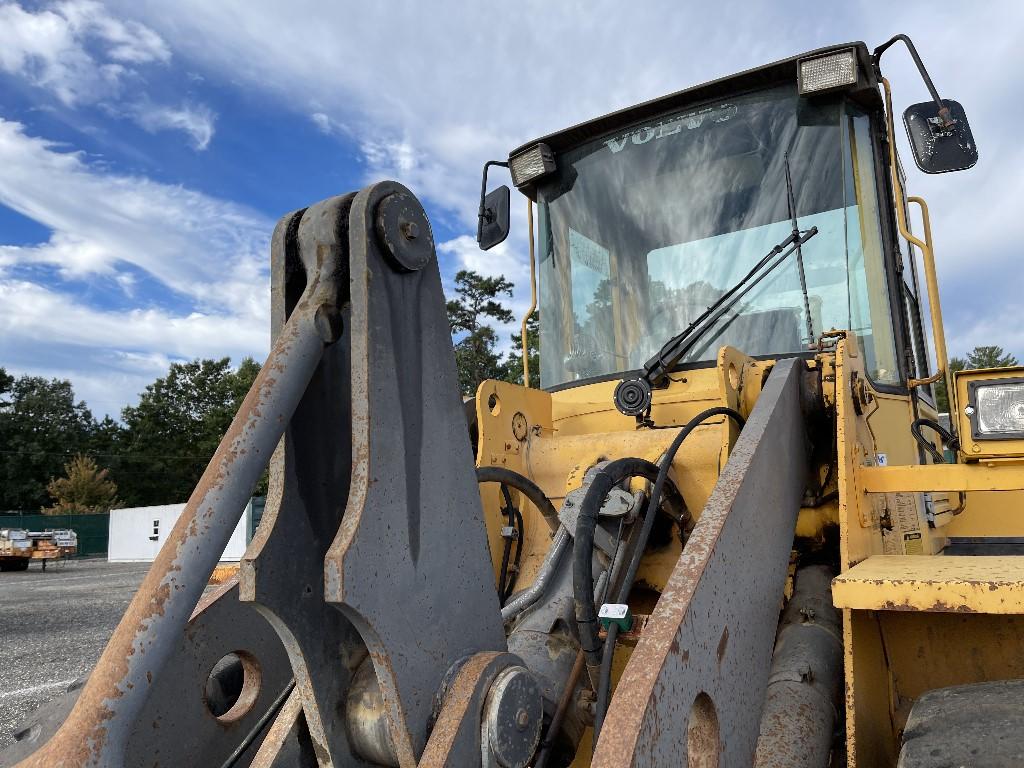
[613,225,818,419]
[785,151,815,344]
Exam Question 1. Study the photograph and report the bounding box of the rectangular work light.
[969,378,1024,439]
[798,49,859,95]
[509,143,556,188]
[955,368,1024,459]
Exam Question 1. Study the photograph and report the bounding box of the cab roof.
[509,42,878,162]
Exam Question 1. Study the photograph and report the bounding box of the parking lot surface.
[0,559,151,749]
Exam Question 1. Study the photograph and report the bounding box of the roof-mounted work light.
[797,49,859,95]
[509,143,556,188]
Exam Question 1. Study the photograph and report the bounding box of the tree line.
[2,266,1015,514]
[0,269,533,514]
[0,358,263,513]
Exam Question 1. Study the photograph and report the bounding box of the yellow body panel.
[861,462,1024,492]
[834,555,1024,613]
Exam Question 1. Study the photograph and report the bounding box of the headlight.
[969,379,1024,439]
[797,49,859,95]
[509,143,556,188]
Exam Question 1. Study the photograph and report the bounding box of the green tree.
[934,356,965,414]
[966,346,1018,369]
[935,347,1019,413]
[118,357,261,506]
[43,454,120,515]
[0,370,96,510]
[506,312,540,388]
[446,270,514,395]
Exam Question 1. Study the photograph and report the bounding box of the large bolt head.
[484,666,542,768]
[375,192,433,272]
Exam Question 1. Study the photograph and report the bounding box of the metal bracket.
[323,181,506,765]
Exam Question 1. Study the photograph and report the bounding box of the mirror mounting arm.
[477,160,509,241]
[874,34,953,128]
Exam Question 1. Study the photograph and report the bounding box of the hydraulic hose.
[911,417,958,465]
[476,466,560,528]
[591,407,746,749]
[572,457,661,679]
[616,407,745,608]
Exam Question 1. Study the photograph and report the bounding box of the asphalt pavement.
[0,559,151,749]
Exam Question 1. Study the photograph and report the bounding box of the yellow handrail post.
[521,198,538,388]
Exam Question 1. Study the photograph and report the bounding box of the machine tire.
[898,679,1024,767]
[0,558,29,572]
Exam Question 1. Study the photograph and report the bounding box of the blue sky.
[1,1,1022,417]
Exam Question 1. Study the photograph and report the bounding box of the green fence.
[0,513,109,557]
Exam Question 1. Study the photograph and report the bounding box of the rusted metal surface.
[832,554,1024,613]
[13,192,345,767]
[4,580,292,767]
[324,182,506,765]
[248,687,315,768]
[592,358,808,767]
[418,652,519,768]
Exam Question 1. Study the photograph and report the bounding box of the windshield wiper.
[785,151,815,344]
[613,224,818,419]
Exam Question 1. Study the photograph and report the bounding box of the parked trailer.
[0,528,32,571]
[28,529,78,570]
[0,528,78,572]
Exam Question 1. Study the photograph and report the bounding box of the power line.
[0,448,216,460]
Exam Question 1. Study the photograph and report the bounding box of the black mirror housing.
[478,184,511,251]
[903,99,978,174]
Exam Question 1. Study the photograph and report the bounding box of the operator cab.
[478,42,977,404]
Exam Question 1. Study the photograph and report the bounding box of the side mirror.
[477,184,511,251]
[903,99,978,174]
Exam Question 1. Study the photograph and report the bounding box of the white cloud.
[5,0,1024,418]
[114,0,1024,359]
[310,111,331,133]
[310,111,349,137]
[0,119,271,415]
[0,1,215,149]
[129,101,216,149]
[56,0,170,65]
[0,0,168,105]
[0,280,265,359]
[0,1,115,105]
[0,119,267,302]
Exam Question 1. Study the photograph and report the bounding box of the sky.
[0,0,1022,418]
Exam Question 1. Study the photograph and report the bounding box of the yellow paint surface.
[834,555,1024,613]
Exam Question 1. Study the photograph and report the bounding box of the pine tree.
[446,270,514,396]
[506,313,540,388]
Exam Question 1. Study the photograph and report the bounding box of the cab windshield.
[536,84,899,388]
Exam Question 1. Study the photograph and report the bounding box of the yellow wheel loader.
[6,34,1021,768]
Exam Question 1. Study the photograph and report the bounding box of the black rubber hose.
[911,417,957,465]
[507,507,525,600]
[591,407,745,750]
[476,466,559,526]
[497,484,515,604]
[572,457,661,675]
[615,408,745,609]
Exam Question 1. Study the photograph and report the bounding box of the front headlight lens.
[975,381,1024,436]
